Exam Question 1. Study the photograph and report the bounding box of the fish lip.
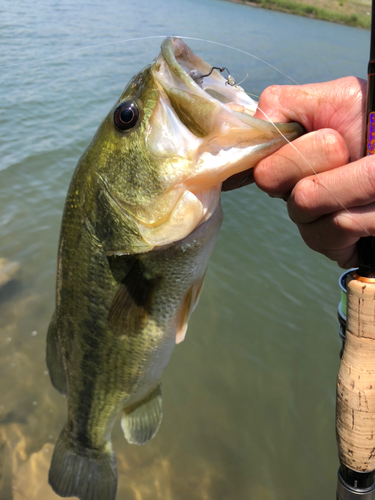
[158,37,214,91]
[152,37,303,138]
[152,37,258,117]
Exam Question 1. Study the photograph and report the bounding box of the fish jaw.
[87,37,304,252]
[149,36,304,192]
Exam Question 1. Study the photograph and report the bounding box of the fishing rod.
[335,4,375,499]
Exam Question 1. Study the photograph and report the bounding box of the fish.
[46,36,304,500]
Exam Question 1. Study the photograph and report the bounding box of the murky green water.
[0,1,370,498]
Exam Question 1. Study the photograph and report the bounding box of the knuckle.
[345,75,361,87]
[315,129,349,166]
[258,85,283,108]
[288,177,319,221]
[253,158,280,194]
[343,76,366,97]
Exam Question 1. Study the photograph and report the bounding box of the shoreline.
[226,0,371,29]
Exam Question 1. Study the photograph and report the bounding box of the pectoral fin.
[108,259,161,336]
[176,272,206,344]
[121,385,163,445]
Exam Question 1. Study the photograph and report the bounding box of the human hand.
[226,77,372,269]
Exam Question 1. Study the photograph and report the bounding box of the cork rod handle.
[337,274,375,472]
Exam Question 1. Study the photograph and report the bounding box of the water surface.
[0,1,370,499]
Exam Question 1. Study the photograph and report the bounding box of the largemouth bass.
[47,37,303,500]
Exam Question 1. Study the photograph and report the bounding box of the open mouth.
[151,37,304,191]
[158,37,258,112]
[153,37,260,139]
[128,37,305,248]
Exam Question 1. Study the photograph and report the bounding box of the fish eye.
[114,100,139,131]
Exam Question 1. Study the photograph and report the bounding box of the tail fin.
[48,428,117,500]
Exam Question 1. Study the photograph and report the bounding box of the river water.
[0,0,370,499]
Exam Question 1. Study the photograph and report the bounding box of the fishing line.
[178,36,300,85]
[0,34,299,85]
[237,74,250,87]
[0,35,168,70]
[256,106,372,236]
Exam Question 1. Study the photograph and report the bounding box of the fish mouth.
[131,37,304,249]
[151,37,304,191]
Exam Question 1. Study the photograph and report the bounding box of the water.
[0,0,370,498]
